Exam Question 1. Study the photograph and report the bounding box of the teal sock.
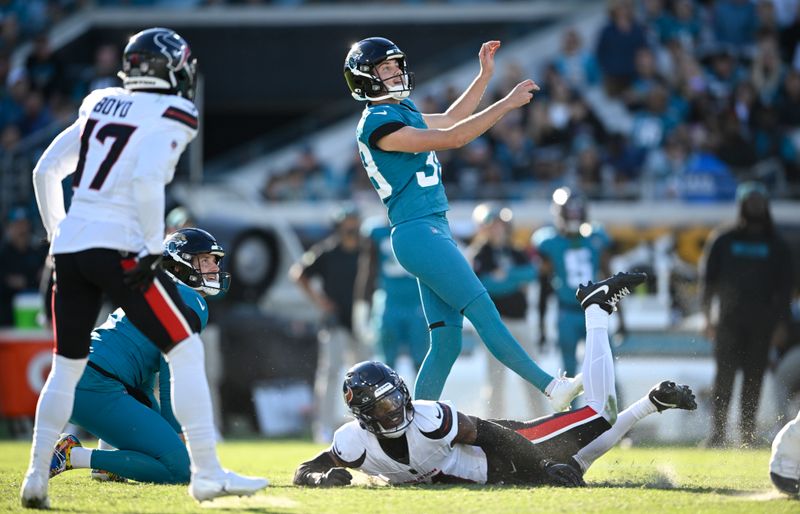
[413,325,462,400]
[90,449,187,484]
[463,292,553,392]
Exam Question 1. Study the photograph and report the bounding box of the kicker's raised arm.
[423,41,499,129]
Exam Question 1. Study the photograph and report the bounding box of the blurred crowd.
[263,0,800,202]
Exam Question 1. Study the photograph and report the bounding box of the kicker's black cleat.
[648,381,698,413]
[575,272,647,314]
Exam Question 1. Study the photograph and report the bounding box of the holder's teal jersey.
[533,224,610,307]
[356,99,448,226]
[88,281,209,388]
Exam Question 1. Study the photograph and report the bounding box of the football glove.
[123,254,163,292]
[311,468,352,487]
[543,460,585,487]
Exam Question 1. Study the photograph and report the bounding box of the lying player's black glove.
[542,460,585,487]
[123,254,163,292]
[310,468,352,487]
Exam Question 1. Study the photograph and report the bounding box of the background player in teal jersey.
[47,228,230,484]
[354,215,428,371]
[533,188,616,377]
[343,37,582,411]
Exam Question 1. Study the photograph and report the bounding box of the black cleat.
[648,381,697,413]
[575,272,647,313]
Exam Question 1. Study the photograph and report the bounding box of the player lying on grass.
[770,408,800,495]
[47,229,263,497]
[294,272,697,487]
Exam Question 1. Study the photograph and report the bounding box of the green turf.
[1,440,796,513]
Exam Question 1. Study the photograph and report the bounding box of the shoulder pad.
[331,421,368,466]
[161,98,198,131]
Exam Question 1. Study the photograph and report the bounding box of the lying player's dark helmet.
[162,228,230,296]
[552,187,588,235]
[119,27,197,100]
[344,37,415,102]
[343,361,414,438]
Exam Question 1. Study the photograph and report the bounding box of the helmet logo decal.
[166,232,188,254]
[347,52,361,70]
[154,32,188,71]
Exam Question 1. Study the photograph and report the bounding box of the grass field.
[0,440,796,513]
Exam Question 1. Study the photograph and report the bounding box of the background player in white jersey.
[22,27,267,508]
[770,409,800,495]
[294,272,698,487]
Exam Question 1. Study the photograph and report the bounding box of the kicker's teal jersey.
[87,281,209,389]
[356,99,448,226]
[533,224,611,307]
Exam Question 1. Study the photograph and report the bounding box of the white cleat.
[189,469,269,502]
[20,472,50,509]
[546,373,584,412]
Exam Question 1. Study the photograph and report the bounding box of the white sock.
[585,304,609,331]
[582,305,615,420]
[69,447,92,469]
[97,439,114,450]
[26,355,87,477]
[166,334,223,477]
[573,395,657,471]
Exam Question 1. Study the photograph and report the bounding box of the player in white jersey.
[770,409,800,495]
[21,27,267,508]
[294,272,698,487]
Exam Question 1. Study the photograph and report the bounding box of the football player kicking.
[294,272,697,487]
[22,28,266,508]
[344,36,580,411]
[48,229,229,487]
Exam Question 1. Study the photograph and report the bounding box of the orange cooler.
[0,329,54,417]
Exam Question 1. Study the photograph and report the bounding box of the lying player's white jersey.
[331,400,488,485]
[33,87,198,255]
[771,409,800,481]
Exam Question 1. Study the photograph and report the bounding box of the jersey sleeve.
[160,98,199,134]
[330,422,368,468]
[412,400,458,446]
[177,285,209,331]
[32,120,82,241]
[361,106,407,150]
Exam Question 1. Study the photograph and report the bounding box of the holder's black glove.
[311,468,352,487]
[543,460,585,487]
[123,254,163,292]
